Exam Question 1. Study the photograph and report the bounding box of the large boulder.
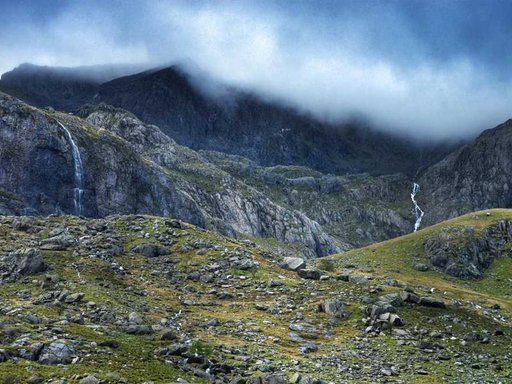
[320,298,350,319]
[40,233,77,250]
[38,340,75,365]
[0,248,46,283]
[281,257,306,271]
[297,268,321,280]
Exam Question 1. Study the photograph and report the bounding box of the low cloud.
[1,0,512,140]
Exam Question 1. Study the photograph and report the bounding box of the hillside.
[0,211,510,383]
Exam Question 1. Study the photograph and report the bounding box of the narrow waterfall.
[410,182,424,232]
[56,120,84,215]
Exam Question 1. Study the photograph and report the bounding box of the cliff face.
[0,93,205,226]
[0,94,343,257]
[419,120,512,225]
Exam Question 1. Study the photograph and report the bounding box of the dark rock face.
[0,92,205,226]
[424,221,512,279]
[420,120,512,225]
[0,63,144,111]
[0,248,46,283]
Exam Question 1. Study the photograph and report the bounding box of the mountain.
[0,63,145,111]
[0,64,457,176]
[0,92,346,257]
[0,210,510,382]
[419,119,512,225]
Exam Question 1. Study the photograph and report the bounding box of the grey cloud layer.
[1,0,511,140]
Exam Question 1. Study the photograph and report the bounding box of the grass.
[0,211,511,382]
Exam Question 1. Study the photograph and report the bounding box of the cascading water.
[56,120,84,215]
[410,182,424,232]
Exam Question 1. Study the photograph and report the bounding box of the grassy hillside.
[0,212,510,383]
[323,209,512,307]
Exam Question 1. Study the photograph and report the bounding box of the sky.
[1,0,512,140]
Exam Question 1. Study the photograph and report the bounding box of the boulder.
[281,257,306,271]
[297,268,321,280]
[0,248,46,282]
[132,244,170,257]
[79,376,100,384]
[38,340,75,365]
[246,375,287,384]
[418,297,446,308]
[400,291,420,303]
[40,233,76,250]
[320,298,350,319]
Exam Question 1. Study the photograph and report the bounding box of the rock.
[299,378,324,384]
[159,343,188,356]
[254,303,269,312]
[128,311,144,324]
[378,313,404,326]
[132,244,170,257]
[166,219,182,229]
[281,257,306,271]
[320,298,350,319]
[297,268,321,280]
[160,329,177,340]
[98,340,119,349]
[27,376,42,384]
[64,292,84,304]
[290,373,301,384]
[400,291,420,303]
[38,340,75,365]
[300,342,318,353]
[377,293,404,308]
[40,233,76,250]
[0,349,10,362]
[238,259,256,270]
[348,275,369,284]
[79,376,100,384]
[18,342,44,361]
[413,263,429,272]
[123,324,153,334]
[335,273,350,281]
[0,248,46,282]
[418,297,446,308]
[424,227,499,279]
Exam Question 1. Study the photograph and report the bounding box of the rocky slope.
[0,93,342,257]
[0,211,510,383]
[419,119,512,226]
[76,103,415,253]
[0,63,457,176]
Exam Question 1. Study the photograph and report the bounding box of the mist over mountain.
[2,1,512,140]
[0,63,458,176]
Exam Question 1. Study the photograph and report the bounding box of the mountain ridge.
[0,63,459,177]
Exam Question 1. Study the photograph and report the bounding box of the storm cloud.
[1,0,512,140]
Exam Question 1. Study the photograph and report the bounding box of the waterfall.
[56,120,84,215]
[410,182,424,232]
